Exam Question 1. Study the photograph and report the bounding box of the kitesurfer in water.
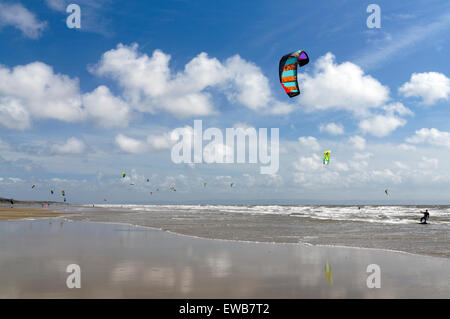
[420,209,430,224]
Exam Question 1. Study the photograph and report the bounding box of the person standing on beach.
[420,209,430,223]
[10,199,14,208]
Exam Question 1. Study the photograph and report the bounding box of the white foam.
[81,204,450,226]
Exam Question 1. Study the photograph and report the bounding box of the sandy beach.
[0,216,449,298]
[0,207,72,221]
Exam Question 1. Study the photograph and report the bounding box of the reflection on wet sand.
[0,219,449,298]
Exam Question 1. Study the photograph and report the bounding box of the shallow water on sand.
[71,205,450,258]
[0,219,449,298]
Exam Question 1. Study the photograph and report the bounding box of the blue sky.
[0,0,449,204]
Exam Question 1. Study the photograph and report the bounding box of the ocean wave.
[80,204,450,226]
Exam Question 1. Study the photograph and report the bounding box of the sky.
[0,0,449,204]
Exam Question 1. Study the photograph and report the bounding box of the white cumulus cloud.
[222,55,271,111]
[83,86,131,128]
[91,43,284,117]
[115,134,146,154]
[0,97,31,130]
[298,53,390,116]
[406,128,450,148]
[382,102,414,116]
[399,72,450,105]
[0,62,84,126]
[359,114,406,137]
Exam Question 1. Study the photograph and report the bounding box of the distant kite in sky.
[122,172,126,178]
[279,49,309,97]
[323,150,331,165]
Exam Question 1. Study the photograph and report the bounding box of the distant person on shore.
[10,199,14,208]
[420,209,430,223]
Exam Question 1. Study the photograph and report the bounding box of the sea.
[69,205,450,258]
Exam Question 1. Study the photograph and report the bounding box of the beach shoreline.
[1,205,448,261]
[67,205,450,259]
[1,204,449,259]
[72,211,450,262]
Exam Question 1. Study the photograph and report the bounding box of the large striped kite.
[279,50,309,98]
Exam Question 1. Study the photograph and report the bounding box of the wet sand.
[0,218,449,298]
[0,207,71,221]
